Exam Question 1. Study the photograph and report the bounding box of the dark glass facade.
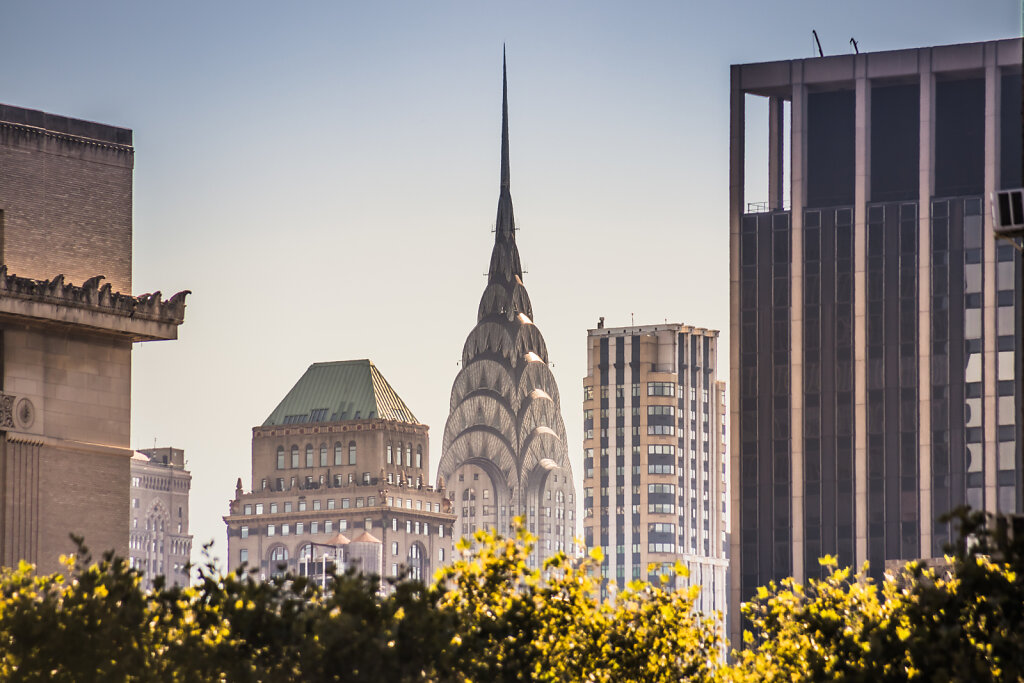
[935,78,985,197]
[739,211,791,599]
[865,203,920,576]
[803,208,856,579]
[807,90,855,208]
[871,83,920,202]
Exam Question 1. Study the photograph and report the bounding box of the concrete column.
[789,65,805,583]
[727,64,744,649]
[983,45,999,513]
[769,97,785,210]
[918,51,935,558]
[853,57,869,566]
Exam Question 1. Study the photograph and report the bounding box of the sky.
[0,1,1019,570]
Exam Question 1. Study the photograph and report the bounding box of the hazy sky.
[0,1,1018,569]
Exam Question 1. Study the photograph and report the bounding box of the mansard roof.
[262,360,418,427]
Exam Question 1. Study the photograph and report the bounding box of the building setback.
[437,56,576,565]
[729,38,1023,641]
[0,104,188,572]
[582,323,728,620]
[225,360,454,585]
[129,447,193,589]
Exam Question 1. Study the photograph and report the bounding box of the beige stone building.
[0,103,187,573]
[129,447,193,589]
[582,323,728,618]
[225,360,454,585]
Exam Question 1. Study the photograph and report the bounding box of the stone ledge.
[0,268,188,342]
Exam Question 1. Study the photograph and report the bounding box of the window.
[368,496,376,506]
[362,472,370,484]
[387,444,393,464]
[240,526,249,538]
[313,499,321,511]
[284,502,293,513]
[320,444,328,467]
[282,524,290,536]
[305,445,314,468]
[291,446,299,468]
[255,504,264,515]
[648,444,675,456]
[647,405,675,416]
[365,518,372,530]
[277,447,285,469]
[240,549,248,564]
[340,519,348,530]
[342,498,351,509]
[327,499,336,510]
[439,548,445,563]
[270,547,287,562]
[325,521,333,533]
[296,522,304,534]
[335,443,343,466]
[406,444,412,467]
[584,386,593,401]
[648,503,676,514]
[270,503,279,514]
[648,382,675,396]
[268,525,276,536]
[299,499,307,511]
[648,425,675,435]
[392,541,399,556]
[416,446,423,469]
[261,478,268,490]
[649,464,675,475]
[356,497,364,508]
[311,521,319,533]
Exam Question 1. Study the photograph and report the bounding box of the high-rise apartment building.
[129,447,193,589]
[438,57,576,564]
[582,322,728,617]
[729,38,1022,639]
[0,104,188,572]
[225,360,454,585]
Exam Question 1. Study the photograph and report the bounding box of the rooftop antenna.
[812,30,824,58]
[850,37,859,54]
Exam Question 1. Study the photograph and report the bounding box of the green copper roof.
[262,360,418,427]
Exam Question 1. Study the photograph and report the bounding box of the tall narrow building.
[582,322,728,618]
[437,55,576,565]
[729,38,1022,642]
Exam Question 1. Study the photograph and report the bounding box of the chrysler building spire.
[438,52,576,563]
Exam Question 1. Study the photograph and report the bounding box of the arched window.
[290,446,299,468]
[334,443,342,466]
[271,546,289,562]
[276,447,285,469]
[416,445,422,469]
[320,444,328,467]
[305,445,314,468]
[349,441,357,465]
[406,444,412,467]
[298,543,313,561]
[462,488,476,501]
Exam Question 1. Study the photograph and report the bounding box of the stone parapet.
[0,267,188,341]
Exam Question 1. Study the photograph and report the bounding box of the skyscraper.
[437,56,576,564]
[729,38,1023,639]
[582,322,728,618]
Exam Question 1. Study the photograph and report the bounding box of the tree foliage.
[728,508,1024,682]
[0,525,722,681]
[5,509,1024,681]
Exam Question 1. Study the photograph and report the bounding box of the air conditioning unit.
[994,188,1024,238]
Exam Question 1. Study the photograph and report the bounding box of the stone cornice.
[253,419,429,439]
[0,120,133,154]
[0,268,188,341]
